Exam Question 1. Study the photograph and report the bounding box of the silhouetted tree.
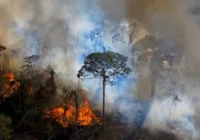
[21,55,40,78]
[45,65,56,96]
[134,35,176,98]
[0,45,6,71]
[78,51,131,130]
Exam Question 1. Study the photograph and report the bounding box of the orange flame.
[46,99,100,127]
[2,73,20,97]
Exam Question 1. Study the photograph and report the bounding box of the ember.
[46,99,100,127]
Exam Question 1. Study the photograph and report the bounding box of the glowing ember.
[46,99,100,127]
[2,73,20,97]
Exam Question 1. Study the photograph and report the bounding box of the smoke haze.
[1,0,200,139]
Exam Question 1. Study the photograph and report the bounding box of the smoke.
[0,0,133,107]
[2,0,200,139]
[144,95,198,139]
[122,0,200,139]
[126,0,200,71]
[0,0,94,81]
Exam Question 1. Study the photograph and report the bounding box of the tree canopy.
[78,51,131,84]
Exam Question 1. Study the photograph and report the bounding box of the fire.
[47,107,68,127]
[46,99,100,127]
[2,73,20,98]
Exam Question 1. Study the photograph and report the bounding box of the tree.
[21,55,40,78]
[0,45,6,71]
[77,51,131,130]
[133,34,176,98]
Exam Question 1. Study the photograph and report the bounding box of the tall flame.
[46,99,100,127]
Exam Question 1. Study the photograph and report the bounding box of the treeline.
[0,55,85,140]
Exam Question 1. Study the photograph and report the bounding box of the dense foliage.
[78,51,131,84]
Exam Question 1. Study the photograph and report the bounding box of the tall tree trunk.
[150,73,156,98]
[75,76,80,132]
[75,91,79,132]
[150,58,159,99]
[0,52,2,71]
[9,60,12,71]
[102,76,106,131]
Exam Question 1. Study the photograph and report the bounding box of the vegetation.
[0,114,12,140]
[0,51,179,140]
[0,51,131,139]
[0,55,81,139]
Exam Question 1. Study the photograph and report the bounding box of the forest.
[0,34,187,140]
